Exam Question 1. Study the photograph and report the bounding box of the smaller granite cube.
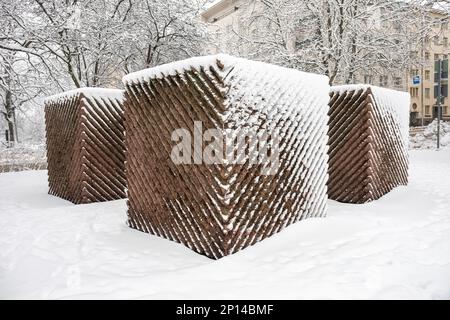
[123,54,330,259]
[44,88,126,204]
[328,85,410,203]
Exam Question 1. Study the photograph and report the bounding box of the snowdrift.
[410,119,450,149]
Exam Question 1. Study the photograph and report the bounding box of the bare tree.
[120,0,208,72]
[0,0,208,146]
[217,0,441,85]
[0,1,49,146]
[1,0,208,88]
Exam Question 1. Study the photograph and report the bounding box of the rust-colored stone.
[328,85,409,204]
[44,88,126,204]
[123,55,330,259]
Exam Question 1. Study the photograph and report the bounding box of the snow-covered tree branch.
[217,0,444,85]
[0,0,209,145]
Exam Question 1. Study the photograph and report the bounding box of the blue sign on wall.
[413,75,421,85]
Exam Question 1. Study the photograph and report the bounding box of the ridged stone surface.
[44,88,126,204]
[123,54,330,259]
[328,85,410,204]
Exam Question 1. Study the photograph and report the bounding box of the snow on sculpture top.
[331,84,410,148]
[44,87,125,105]
[122,54,329,108]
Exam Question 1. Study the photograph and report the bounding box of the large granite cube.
[44,88,126,204]
[123,54,330,259]
[328,85,409,203]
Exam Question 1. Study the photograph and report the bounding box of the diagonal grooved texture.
[328,85,410,204]
[44,88,126,204]
[123,54,330,259]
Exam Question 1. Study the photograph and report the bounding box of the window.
[410,87,419,97]
[425,36,431,44]
[410,69,419,77]
[434,60,448,81]
[394,77,402,86]
[425,70,430,80]
[435,54,440,60]
[426,105,431,115]
[425,88,430,98]
[379,75,388,87]
[412,103,418,110]
[434,84,448,100]
[425,52,430,60]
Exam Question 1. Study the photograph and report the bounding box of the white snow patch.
[45,88,124,105]
[410,119,450,150]
[122,54,329,90]
[1,150,449,299]
[0,143,46,166]
[370,85,410,148]
[330,84,372,95]
[203,0,223,11]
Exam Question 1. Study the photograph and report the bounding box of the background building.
[408,9,450,125]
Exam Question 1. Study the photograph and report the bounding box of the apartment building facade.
[408,10,450,125]
[202,0,450,126]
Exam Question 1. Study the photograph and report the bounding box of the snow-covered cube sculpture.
[44,88,126,204]
[123,54,330,259]
[328,85,409,203]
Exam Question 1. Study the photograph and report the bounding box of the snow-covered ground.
[0,150,449,299]
[410,120,450,150]
[0,142,46,172]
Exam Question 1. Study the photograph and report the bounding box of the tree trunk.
[7,119,16,147]
[4,89,17,147]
